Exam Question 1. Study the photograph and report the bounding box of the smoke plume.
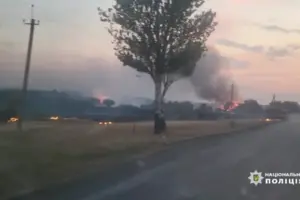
[190,47,239,103]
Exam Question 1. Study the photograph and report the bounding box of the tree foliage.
[98,0,217,98]
[270,101,300,113]
[103,99,116,107]
[237,99,263,114]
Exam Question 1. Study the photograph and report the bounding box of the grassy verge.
[0,119,268,199]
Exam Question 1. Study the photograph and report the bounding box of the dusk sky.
[1,0,300,104]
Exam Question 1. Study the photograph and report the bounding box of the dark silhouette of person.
[159,110,166,133]
[154,110,166,134]
[154,111,161,134]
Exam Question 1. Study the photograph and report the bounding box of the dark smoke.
[190,47,239,103]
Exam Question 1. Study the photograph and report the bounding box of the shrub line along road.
[11,117,298,200]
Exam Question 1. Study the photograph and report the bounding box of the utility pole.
[230,83,234,102]
[17,4,40,131]
[229,83,235,128]
[272,94,276,103]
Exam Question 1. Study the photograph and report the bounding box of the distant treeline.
[0,89,99,121]
[0,89,299,123]
[269,101,300,113]
[0,90,201,122]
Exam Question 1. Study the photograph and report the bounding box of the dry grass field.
[0,119,268,199]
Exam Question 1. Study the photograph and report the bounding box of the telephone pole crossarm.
[23,19,40,25]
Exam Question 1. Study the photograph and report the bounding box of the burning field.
[219,101,240,112]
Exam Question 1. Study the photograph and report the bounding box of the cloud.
[257,24,300,34]
[266,45,300,59]
[288,44,300,51]
[216,39,264,53]
[216,38,300,59]
[266,47,289,58]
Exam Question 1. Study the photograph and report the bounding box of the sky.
[1,0,300,104]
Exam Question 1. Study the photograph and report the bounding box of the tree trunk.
[154,78,162,112]
[154,77,165,134]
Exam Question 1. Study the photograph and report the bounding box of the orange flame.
[7,117,19,123]
[219,101,240,111]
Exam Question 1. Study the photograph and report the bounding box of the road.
[12,115,300,200]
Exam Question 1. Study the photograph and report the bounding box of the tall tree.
[103,99,116,107]
[98,0,217,131]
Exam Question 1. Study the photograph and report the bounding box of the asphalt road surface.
[13,115,300,200]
